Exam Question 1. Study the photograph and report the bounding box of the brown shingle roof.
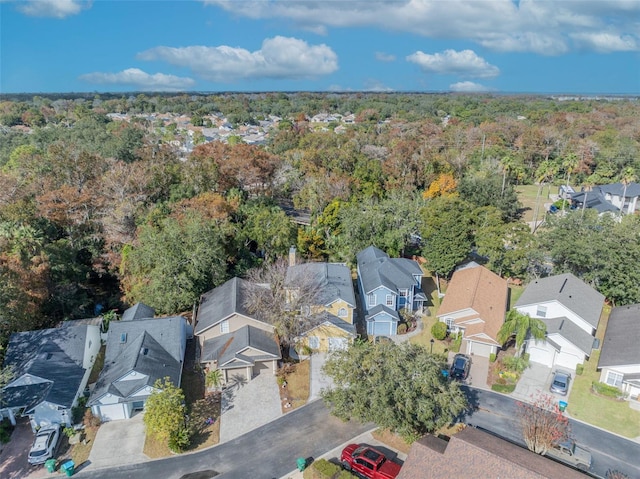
[398,427,588,479]
[437,265,508,343]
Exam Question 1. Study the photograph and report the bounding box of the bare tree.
[243,258,325,351]
[517,392,570,455]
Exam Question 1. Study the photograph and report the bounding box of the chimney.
[289,246,297,267]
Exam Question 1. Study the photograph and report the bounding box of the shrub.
[575,364,584,375]
[168,426,191,453]
[489,353,497,363]
[63,426,76,438]
[0,419,13,444]
[431,321,447,340]
[451,332,462,352]
[492,383,516,393]
[397,323,408,334]
[502,356,528,373]
[606,469,630,479]
[592,381,623,398]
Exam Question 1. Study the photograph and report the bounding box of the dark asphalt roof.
[544,317,595,355]
[303,312,356,336]
[195,277,255,335]
[599,182,640,197]
[365,304,400,321]
[357,246,422,295]
[515,273,604,329]
[286,262,356,308]
[598,303,640,369]
[121,302,155,322]
[200,325,280,367]
[89,316,185,405]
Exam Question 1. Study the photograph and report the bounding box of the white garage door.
[528,343,555,367]
[328,337,348,351]
[468,341,493,358]
[97,403,127,421]
[555,351,581,371]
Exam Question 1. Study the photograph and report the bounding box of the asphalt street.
[462,387,640,479]
[74,399,374,479]
[73,388,640,479]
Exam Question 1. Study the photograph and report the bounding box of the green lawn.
[516,184,549,223]
[567,306,640,438]
[410,289,453,356]
[508,285,524,308]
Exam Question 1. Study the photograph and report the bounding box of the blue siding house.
[356,246,426,336]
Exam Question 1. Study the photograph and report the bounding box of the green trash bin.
[61,460,75,477]
[44,458,56,473]
[559,400,568,412]
[296,457,307,471]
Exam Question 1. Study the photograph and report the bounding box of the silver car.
[28,424,61,465]
[550,371,571,396]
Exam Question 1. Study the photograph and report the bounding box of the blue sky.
[1,0,639,94]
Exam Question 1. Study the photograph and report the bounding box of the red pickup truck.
[340,444,401,479]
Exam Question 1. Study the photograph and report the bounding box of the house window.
[386,295,394,307]
[605,371,623,388]
[445,318,455,330]
[308,337,320,350]
[368,294,376,307]
[338,308,348,318]
[220,320,229,334]
[399,290,408,297]
[536,305,547,318]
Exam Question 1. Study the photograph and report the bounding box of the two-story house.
[286,255,357,352]
[515,273,604,371]
[356,246,426,336]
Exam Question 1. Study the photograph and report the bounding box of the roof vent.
[141,347,149,356]
[559,278,568,294]
[120,333,127,343]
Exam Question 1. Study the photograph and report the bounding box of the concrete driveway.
[87,413,148,470]
[219,371,282,443]
[512,362,574,406]
[310,352,334,401]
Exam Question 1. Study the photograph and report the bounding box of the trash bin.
[296,457,307,471]
[558,400,568,412]
[61,460,75,477]
[44,458,56,473]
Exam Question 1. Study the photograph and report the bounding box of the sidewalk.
[279,429,407,479]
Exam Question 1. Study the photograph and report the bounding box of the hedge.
[491,383,516,393]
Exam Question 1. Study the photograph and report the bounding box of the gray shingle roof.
[2,326,89,409]
[302,312,356,336]
[200,325,280,367]
[89,316,185,405]
[357,246,422,295]
[286,262,356,307]
[121,302,155,322]
[365,304,400,321]
[599,182,640,197]
[571,188,621,214]
[195,277,255,335]
[598,303,640,369]
[544,317,595,355]
[515,273,604,329]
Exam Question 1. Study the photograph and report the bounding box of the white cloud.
[375,52,396,62]
[449,81,492,92]
[203,0,640,55]
[15,0,89,18]
[79,68,195,91]
[407,49,499,78]
[571,32,639,53]
[363,79,395,92]
[138,36,338,82]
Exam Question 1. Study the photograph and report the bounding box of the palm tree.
[619,166,637,218]
[561,153,579,212]
[205,368,224,392]
[497,310,546,355]
[532,160,558,232]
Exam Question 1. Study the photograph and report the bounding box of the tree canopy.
[321,341,468,442]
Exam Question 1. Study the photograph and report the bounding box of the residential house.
[571,182,640,215]
[397,427,587,479]
[356,246,426,336]
[1,324,100,430]
[88,310,188,422]
[515,273,604,371]
[436,264,508,358]
[286,254,357,352]
[195,277,280,381]
[597,303,640,401]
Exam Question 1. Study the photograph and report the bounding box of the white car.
[28,424,61,465]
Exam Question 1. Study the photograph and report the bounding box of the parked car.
[544,439,592,471]
[550,371,571,396]
[28,424,61,465]
[450,353,471,380]
[340,443,401,479]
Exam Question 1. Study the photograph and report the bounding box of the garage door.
[468,341,493,358]
[97,403,127,421]
[372,321,393,336]
[528,344,555,367]
[328,337,348,351]
[555,351,581,371]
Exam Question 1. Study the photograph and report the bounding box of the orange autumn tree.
[423,173,458,199]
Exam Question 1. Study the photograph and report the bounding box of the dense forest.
[0,92,639,353]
